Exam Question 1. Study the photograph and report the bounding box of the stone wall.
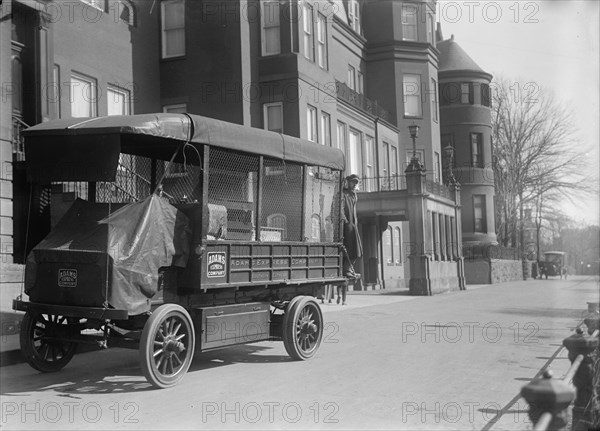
[490,260,523,284]
[465,259,523,285]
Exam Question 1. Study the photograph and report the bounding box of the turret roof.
[437,35,488,74]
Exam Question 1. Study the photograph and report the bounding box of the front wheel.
[139,304,195,389]
[20,312,77,373]
[282,296,323,360]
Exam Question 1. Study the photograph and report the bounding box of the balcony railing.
[12,116,28,161]
[425,179,453,200]
[359,175,407,193]
[335,81,390,121]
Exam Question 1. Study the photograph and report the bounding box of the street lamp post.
[443,143,457,185]
[408,124,422,171]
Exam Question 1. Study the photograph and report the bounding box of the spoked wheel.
[20,312,78,373]
[140,304,195,389]
[282,296,324,360]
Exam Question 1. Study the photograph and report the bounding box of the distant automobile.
[539,251,567,279]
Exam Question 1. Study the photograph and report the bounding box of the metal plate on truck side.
[198,302,270,350]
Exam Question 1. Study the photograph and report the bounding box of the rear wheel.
[139,304,195,389]
[20,312,77,373]
[282,296,323,360]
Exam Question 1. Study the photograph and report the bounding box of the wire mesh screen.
[96,154,153,203]
[261,159,304,241]
[207,148,259,241]
[156,156,202,205]
[304,166,341,242]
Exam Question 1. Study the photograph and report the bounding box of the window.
[431,211,439,260]
[357,71,364,94]
[107,86,130,116]
[382,142,389,189]
[303,3,314,61]
[82,0,104,10]
[70,74,97,118]
[385,227,393,265]
[264,102,283,133]
[430,78,438,121]
[261,1,281,55]
[450,216,457,258]
[306,105,317,142]
[364,135,374,189]
[394,227,402,264]
[336,121,346,152]
[461,82,474,104]
[434,151,440,183]
[52,65,60,118]
[393,227,401,264]
[390,145,399,189]
[383,143,400,190]
[403,74,422,117]
[316,13,328,69]
[440,82,460,106]
[471,133,483,167]
[348,0,361,33]
[402,4,418,41]
[439,213,446,260]
[473,195,487,233]
[427,13,435,45]
[163,104,187,113]
[481,83,491,107]
[320,112,331,146]
[348,129,361,176]
[347,65,356,91]
[445,215,452,259]
[161,0,185,59]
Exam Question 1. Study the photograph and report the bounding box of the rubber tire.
[20,312,77,373]
[140,304,195,389]
[282,296,323,361]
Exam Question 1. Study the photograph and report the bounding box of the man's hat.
[346,174,360,182]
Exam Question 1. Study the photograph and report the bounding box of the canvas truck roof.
[23,113,346,182]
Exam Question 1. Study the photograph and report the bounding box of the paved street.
[1,276,598,430]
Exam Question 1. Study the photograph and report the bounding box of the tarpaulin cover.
[26,194,191,315]
[23,113,345,182]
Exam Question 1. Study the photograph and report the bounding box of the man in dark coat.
[338,174,363,304]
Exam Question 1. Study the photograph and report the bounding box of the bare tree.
[491,76,596,253]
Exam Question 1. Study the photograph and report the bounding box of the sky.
[438,0,600,225]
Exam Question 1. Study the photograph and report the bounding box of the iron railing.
[425,179,453,200]
[520,305,600,431]
[12,116,27,161]
[335,81,390,121]
[358,175,407,193]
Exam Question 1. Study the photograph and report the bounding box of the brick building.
[1,0,508,296]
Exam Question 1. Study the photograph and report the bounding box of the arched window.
[116,0,136,26]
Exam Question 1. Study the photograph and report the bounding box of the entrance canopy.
[23,113,345,182]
